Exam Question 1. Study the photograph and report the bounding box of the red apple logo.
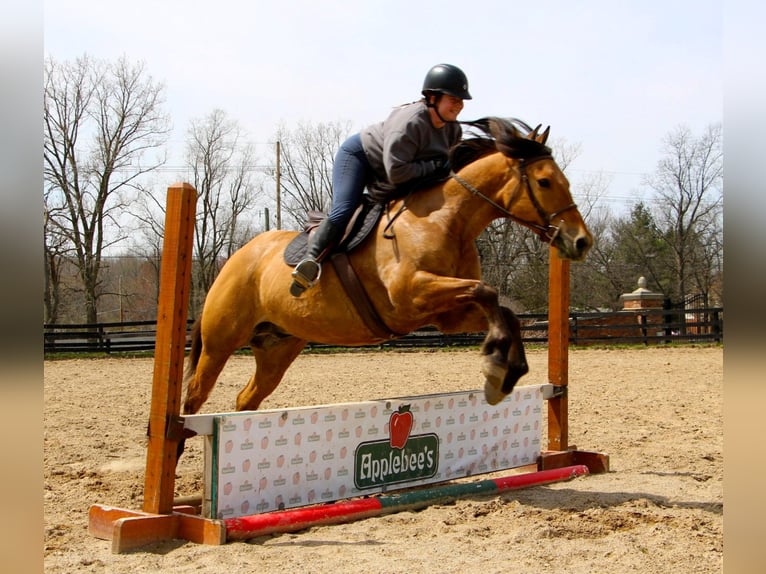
[389,405,414,449]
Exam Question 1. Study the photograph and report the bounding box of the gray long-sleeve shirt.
[360,101,462,185]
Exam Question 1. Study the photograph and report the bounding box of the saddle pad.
[283,233,309,266]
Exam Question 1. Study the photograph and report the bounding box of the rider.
[290,63,472,296]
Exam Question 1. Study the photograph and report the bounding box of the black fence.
[44,307,723,355]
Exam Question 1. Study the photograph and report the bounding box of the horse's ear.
[530,124,542,141]
[540,126,551,145]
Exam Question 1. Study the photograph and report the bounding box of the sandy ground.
[44,346,722,573]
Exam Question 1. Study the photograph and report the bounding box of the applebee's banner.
[210,385,544,519]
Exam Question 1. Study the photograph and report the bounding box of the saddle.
[283,195,403,340]
[283,196,385,266]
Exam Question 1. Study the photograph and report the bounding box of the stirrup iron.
[290,259,322,297]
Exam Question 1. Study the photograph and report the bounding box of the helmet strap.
[425,93,449,124]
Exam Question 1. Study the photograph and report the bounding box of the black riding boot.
[290,218,342,297]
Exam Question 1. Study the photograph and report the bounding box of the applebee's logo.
[389,405,414,449]
[354,404,438,489]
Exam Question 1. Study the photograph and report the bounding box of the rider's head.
[422,64,471,125]
[422,64,472,100]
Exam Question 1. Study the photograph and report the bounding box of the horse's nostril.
[576,235,592,254]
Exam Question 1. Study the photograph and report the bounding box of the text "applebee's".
[358,445,436,483]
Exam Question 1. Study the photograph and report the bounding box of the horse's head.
[451,118,593,261]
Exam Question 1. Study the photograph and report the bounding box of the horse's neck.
[442,157,516,238]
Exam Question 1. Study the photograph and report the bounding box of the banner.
[211,385,544,519]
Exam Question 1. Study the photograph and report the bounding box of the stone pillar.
[620,277,664,311]
[619,277,665,342]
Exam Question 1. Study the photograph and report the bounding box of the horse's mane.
[450,117,552,171]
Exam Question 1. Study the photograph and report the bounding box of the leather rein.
[451,154,578,243]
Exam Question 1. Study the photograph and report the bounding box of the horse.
[181,117,593,418]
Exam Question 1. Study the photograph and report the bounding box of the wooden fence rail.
[44,307,723,354]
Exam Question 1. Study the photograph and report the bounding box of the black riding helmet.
[421,63,472,100]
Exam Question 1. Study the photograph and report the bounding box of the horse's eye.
[538,178,551,189]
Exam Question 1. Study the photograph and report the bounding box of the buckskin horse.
[181,117,592,418]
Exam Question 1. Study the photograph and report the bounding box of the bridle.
[450,154,578,243]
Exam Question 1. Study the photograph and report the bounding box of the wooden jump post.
[539,248,609,473]
[89,183,226,552]
[88,183,607,553]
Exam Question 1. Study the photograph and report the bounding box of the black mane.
[450,117,552,172]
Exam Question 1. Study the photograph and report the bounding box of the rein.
[450,155,578,243]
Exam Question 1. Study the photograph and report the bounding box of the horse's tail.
[184,317,203,382]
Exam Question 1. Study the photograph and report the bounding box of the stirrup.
[290,259,322,297]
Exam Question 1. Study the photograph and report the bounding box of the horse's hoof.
[482,360,507,405]
[484,379,506,405]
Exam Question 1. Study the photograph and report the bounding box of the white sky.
[43,0,724,214]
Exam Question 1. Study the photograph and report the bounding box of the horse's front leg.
[469,284,528,404]
[397,273,528,404]
[495,306,529,401]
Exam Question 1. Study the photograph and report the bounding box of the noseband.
[451,155,578,242]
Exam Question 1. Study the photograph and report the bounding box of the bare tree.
[43,204,68,323]
[184,109,263,314]
[270,120,353,229]
[647,123,723,302]
[568,205,621,310]
[128,188,165,307]
[43,54,170,323]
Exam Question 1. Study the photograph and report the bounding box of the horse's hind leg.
[183,347,232,414]
[178,343,235,463]
[236,335,307,411]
